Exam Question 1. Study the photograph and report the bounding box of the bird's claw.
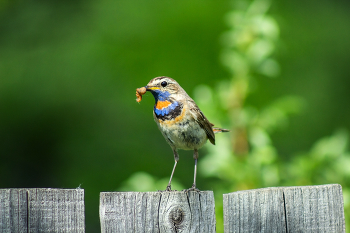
[157,185,177,192]
[183,184,200,192]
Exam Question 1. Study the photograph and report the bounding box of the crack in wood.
[282,191,288,233]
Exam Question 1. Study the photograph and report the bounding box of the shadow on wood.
[99,191,215,233]
[0,188,85,232]
[223,184,345,233]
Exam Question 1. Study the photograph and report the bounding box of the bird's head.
[145,76,182,102]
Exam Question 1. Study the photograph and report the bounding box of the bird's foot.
[158,185,176,192]
[183,184,200,192]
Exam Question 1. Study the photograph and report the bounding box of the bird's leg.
[166,149,179,191]
[187,149,200,192]
[192,149,198,188]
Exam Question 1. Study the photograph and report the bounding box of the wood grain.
[223,184,345,233]
[0,188,85,232]
[99,191,216,233]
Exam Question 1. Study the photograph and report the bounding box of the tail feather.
[213,127,230,134]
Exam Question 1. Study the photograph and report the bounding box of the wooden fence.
[0,184,345,232]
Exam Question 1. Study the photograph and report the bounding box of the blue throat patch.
[150,89,170,102]
[150,89,183,120]
[154,101,179,116]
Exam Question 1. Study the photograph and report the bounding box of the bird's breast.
[154,100,183,121]
[155,104,208,150]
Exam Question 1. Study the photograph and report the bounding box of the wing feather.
[187,99,215,145]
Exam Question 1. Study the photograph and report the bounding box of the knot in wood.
[169,207,184,226]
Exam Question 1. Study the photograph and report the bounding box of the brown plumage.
[137,76,229,191]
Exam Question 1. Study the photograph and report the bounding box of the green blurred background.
[1,0,350,232]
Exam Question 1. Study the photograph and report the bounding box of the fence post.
[99,191,216,233]
[0,188,85,232]
[223,184,345,232]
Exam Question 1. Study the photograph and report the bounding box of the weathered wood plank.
[0,188,85,233]
[284,184,345,232]
[223,184,345,233]
[99,191,216,233]
[0,189,28,233]
[223,187,286,232]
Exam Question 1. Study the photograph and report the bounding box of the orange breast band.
[156,100,171,109]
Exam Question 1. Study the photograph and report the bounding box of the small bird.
[137,76,229,191]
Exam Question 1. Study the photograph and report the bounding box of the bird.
[137,76,229,191]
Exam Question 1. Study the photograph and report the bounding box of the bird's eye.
[161,81,168,87]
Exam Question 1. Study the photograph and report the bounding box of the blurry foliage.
[197,0,298,190]
[1,0,350,232]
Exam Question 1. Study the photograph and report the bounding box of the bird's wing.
[187,99,216,145]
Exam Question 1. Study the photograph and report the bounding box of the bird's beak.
[145,85,159,91]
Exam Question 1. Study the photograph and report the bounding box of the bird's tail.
[213,127,230,134]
